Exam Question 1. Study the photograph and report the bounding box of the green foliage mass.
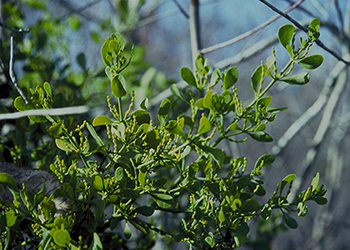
[0,13,327,250]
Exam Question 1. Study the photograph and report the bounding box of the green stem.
[118,97,123,121]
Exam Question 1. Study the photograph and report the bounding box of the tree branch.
[9,36,28,104]
[0,106,89,120]
[259,0,350,66]
[189,0,201,69]
[172,0,190,19]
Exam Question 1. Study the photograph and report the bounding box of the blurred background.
[1,0,349,249]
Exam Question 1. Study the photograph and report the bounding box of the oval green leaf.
[298,55,323,69]
[278,24,295,49]
[180,67,196,87]
[247,131,273,142]
[198,115,211,135]
[281,72,310,85]
[224,66,239,90]
[111,75,126,98]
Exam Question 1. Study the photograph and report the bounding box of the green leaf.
[86,122,105,146]
[43,82,52,98]
[135,206,155,217]
[109,40,120,55]
[178,115,194,127]
[158,98,171,117]
[5,210,17,227]
[298,55,323,69]
[195,98,204,109]
[281,174,297,194]
[203,90,213,109]
[131,110,151,125]
[278,24,295,49]
[124,222,132,239]
[240,198,261,213]
[151,193,174,209]
[205,233,215,248]
[111,75,127,98]
[308,18,321,41]
[48,121,63,137]
[34,179,46,206]
[92,174,104,191]
[283,212,298,229]
[123,188,140,199]
[254,154,275,169]
[92,115,113,126]
[180,67,196,87]
[314,197,327,205]
[311,172,320,192]
[251,64,266,94]
[90,233,103,250]
[247,131,273,142]
[0,172,18,192]
[77,53,86,71]
[281,72,310,85]
[256,96,272,112]
[55,139,71,152]
[219,207,226,223]
[198,115,211,135]
[115,167,124,182]
[140,98,149,110]
[195,142,225,168]
[228,121,241,131]
[224,66,239,89]
[51,229,71,247]
[170,84,189,104]
[233,231,249,247]
[210,68,221,87]
[236,174,251,190]
[138,170,146,188]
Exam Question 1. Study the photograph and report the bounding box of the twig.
[200,0,305,54]
[0,106,89,120]
[334,0,344,31]
[259,0,350,66]
[0,21,30,33]
[172,0,190,19]
[58,0,103,21]
[9,36,28,104]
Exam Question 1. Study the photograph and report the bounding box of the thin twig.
[200,0,305,54]
[259,0,350,66]
[0,21,30,33]
[172,0,190,19]
[9,36,28,104]
[0,106,89,120]
[334,0,344,31]
[58,0,103,21]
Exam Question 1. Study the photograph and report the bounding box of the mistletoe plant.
[0,19,327,249]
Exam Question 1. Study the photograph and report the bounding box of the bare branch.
[259,0,350,66]
[172,0,190,19]
[189,0,201,68]
[0,21,30,33]
[200,0,305,54]
[9,36,28,104]
[0,106,89,120]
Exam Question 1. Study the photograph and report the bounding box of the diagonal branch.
[172,0,190,19]
[200,0,305,54]
[0,106,89,120]
[9,36,28,104]
[259,0,350,66]
[0,21,30,33]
